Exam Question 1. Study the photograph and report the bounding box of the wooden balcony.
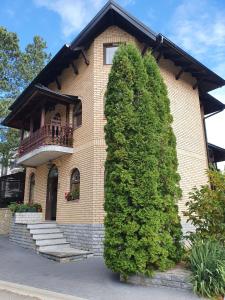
[17,124,74,167]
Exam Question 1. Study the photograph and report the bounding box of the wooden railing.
[19,124,73,157]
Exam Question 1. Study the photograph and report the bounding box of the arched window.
[70,168,80,201]
[52,113,61,122]
[29,173,35,204]
[73,100,82,129]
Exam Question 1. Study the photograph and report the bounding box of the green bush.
[189,240,225,298]
[104,44,183,277]
[184,169,225,244]
[8,202,42,214]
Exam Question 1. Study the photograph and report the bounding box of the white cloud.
[168,0,225,170]
[34,0,135,38]
[34,0,104,37]
[169,1,225,57]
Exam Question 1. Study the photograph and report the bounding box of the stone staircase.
[27,222,93,262]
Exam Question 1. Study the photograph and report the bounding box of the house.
[3,0,225,255]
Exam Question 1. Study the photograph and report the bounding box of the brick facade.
[23,26,208,252]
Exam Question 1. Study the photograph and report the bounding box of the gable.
[3,0,225,124]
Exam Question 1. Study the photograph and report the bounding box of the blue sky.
[1,0,225,167]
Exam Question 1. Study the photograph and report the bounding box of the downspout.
[203,108,224,167]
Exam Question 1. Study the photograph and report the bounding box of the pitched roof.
[5,0,225,120]
[208,143,225,163]
[3,84,78,129]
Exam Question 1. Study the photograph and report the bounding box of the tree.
[0,27,51,174]
[104,44,183,277]
[184,169,225,244]
[144,52,183,266]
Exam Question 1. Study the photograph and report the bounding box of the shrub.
[8,202,42,214]
[104,44,183,277]
[184,169,225,244]
[189,240,225,298]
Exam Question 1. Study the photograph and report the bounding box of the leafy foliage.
[0,27,51,99]
[0,27,51,174]
[8,202,42,214]
[189,239,225,298]
[104,44,183,277]
[184,169,225,244]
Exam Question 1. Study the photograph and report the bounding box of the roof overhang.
[200,93,225,115]
[3,0,225,128]
[208,143,225,163]
[159,35,225,93]
[3,84,78,130]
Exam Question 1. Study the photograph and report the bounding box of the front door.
[46,165,58,220]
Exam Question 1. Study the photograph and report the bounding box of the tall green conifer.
[104,44,183,277]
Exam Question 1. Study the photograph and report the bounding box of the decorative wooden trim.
[18,124,73,157]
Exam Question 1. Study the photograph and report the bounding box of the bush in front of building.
[8,202,42,214]
[184,169,225,244]
[104,44,183,278]
[188,239,225,299]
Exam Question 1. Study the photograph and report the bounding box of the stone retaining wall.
[122,266,192,290]
[9,220,35,249]
[59,224,104,256]
[0,208,12,235]
[14,212,43,224]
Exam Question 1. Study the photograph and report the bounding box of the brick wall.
[23,25,208,232]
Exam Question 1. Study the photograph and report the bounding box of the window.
[104,44,119,65]
[69,168,80,201]
[52,113,61,123]
[73,100,82,129]
[29,173,35,204]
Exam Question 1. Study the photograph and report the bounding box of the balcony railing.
[19,124,73,157]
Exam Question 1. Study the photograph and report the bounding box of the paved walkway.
[0,236,202,300]
[0,290,39,300]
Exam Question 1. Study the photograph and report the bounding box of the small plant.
[189,239,225,299]
[8,202,42,214]
[184,169,225,244]
[65,189,79,201]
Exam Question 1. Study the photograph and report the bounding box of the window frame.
[73,100,82,129]
[103,43,120,65]
[69,168,80,201]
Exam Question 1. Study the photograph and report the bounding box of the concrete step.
[30,228,61,235]
[27,223,57,230]
[36,238,67,246]
[38,244,71,252]
[32,233,64,240]
[39,248,93,263]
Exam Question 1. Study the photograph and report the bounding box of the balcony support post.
[29,118,33,135]
[20,128,24,141]
[69,104,74,127]
[40,106,45,128]
[66,104,70,126]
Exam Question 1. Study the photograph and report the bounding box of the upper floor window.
[52,113,61,125]
[104,43,119,65]
[73,100,82,129]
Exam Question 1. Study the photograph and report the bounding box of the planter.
[14,212,43,224]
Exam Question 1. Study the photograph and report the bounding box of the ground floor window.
[68,168,80,201]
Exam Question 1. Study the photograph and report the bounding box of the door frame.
[45,165,58,221]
